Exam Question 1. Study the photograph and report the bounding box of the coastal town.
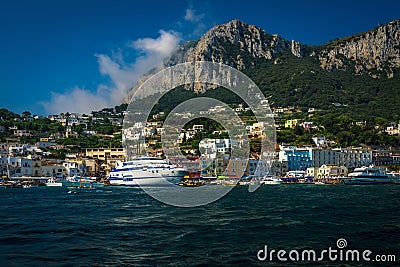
[1,4,400,266]
[1,102,399,187]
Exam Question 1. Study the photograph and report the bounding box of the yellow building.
[316,165,348,179]
[85,148,125,166]
[285,119,299,129]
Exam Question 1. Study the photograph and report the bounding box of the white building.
[9,144,25,155]
[249,122,266,136]
[0,143,10,156]
[192,125,204,132]
[0,156,21,177]
[13,130,33,137]
[199,139,239,159]
[0,156,33,177]
[41,165,67,178]
[141,127,156,137]
[37,138,56,148]
[177,130,195,144]
[21,158,33,176]
[8,144,42,156]
[312,136,327,147]
[82,130,97,135]
[63,161,86,177]
[312,149,337,167]
[199,139,218,159]
[333,147,372,168]
[385,123,399,135]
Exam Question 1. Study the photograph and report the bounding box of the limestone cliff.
[126,19,400,101]
[166,20,296,69]
[319,20,400,78]
[167,19,400,78]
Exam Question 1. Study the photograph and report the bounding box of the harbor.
[2,162,400,188]
[1,2,400,265]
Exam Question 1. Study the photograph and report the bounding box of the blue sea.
[0,185,399,266]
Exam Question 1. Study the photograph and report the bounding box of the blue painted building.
[278,146,312,171]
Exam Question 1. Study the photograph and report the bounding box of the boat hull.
[261,180,282,185]
[112,176,182,186]
[341,177,397,185]
[63,181,104,188]
[109,170,185,186]
[45,182,63,187]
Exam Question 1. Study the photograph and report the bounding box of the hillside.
[128,19,400,121]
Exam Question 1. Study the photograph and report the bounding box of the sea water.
[0,185,399,266]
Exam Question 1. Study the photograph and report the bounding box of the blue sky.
[0,0,399,115]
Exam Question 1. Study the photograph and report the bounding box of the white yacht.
[341,166,397,185]
[260,175,283,185]
[108,157,188,186]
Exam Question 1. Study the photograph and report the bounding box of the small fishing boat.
[45,178,62,187]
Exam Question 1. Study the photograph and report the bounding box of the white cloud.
[96,53,139,105]
[184,8,204,23]
[42,30,181,115]
[133,30,181,57]
[43,87,108,115]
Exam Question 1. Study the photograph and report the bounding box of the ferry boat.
[340,166,397,185]
[107,157,188,186]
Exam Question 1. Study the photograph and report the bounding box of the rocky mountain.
[128,19,400,119]
[166,19,400,77]
[167,20,291,69]
[319,20,400,78]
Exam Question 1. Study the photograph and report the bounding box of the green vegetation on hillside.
[244,52,400,120]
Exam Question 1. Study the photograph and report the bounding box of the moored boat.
[340,166,397,185]
[260,175,283,185]
[45,177,63,187]
[62,175,104,188]
[108,157,188,186]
